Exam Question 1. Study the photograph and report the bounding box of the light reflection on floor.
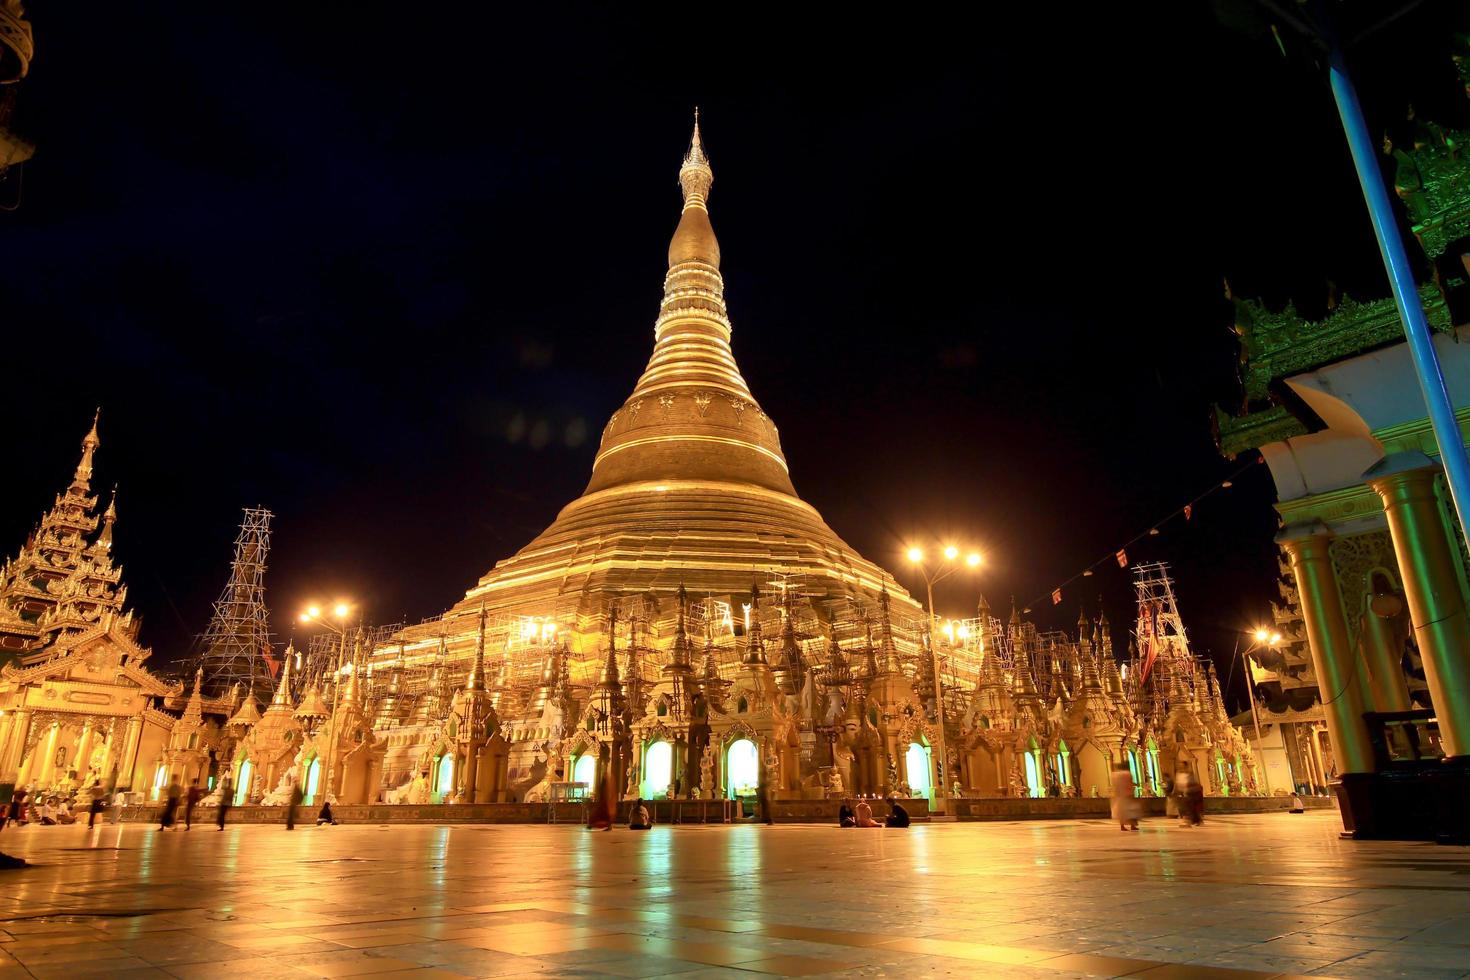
[0,811,1464,978]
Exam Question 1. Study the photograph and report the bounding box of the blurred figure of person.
[1289,792,1305,814]
[1174,763,1203,827]
[86,783,107,829]
[111,787,127,825]
[55,799,76,824]
[628,798,651,830]
[854,797,880,827]
[838,798,855,827]
[1110,762,1141,832]
[37,799,57,825]
[184,780,203,830]
[286,778,303,831]
[884,796,910,828]
[159,780,181,831]
[4,787,27,828]
[316,801,337,826]
[217,776,233,830]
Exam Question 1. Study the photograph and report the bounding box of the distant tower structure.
[194,507,275,701]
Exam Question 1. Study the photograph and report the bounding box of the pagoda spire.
[742,581,768,665]
[583,115,795,498]
[878,586,900,674]
[467,603,488,692]
[70,408,100,492]
[270,642,296,708]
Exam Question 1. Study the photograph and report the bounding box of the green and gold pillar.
[1359,589,1413,713]
[1279,524,1376,776]
[1368,457,1470,759]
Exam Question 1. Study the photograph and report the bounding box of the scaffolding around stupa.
[192,507,275,701]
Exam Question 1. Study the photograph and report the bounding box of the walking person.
[86,782,107,829]
[217,775,233,830]
[1110,762,1140,832]
[285,778,302,830]
[4,787,27,828]
[183,779,202,830]
[159,779,181,831]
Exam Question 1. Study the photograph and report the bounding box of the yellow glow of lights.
[333,603,350,619]
[1270,632,1282,646]
[941,621,956,641]
[906,547,924,563]
[943,545,959,561]
[1253,628,1269,642]
[307,605,322,619]
[966,552,982,567]
[958,624,971,641]
[298,613,310,623]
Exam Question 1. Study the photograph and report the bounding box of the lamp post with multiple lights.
[1243,626,1283,797]
[298,602,352,804]
[903,545,983,813]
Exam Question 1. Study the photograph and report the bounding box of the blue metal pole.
[1326,45,1470,546]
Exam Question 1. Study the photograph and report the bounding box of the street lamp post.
[1243,627,1283,797]
[299,602,352,804]
[904,545,982,814]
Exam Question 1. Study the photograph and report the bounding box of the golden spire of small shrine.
[70,408,101,491]
[95,485,117,551]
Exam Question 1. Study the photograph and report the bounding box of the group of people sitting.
[837,796,909,828]
[2,787,86,827]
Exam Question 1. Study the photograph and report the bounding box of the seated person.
[55,800,76,825]
[884,796,910,828]
[854,798,880,828]
[838,799,855,827]
[628,798,652,830]
[316,801,338,826]
[37,800,57,825]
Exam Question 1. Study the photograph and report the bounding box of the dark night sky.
[3,4,1467,710]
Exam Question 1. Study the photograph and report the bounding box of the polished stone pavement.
[0,811,1464,979]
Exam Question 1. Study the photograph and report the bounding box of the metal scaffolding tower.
[193,507,275,701]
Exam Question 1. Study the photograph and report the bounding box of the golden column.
[1359,589,1413,713]
[1368,458,1470,759]
[34,721,61,786]
[1278,525,1375,775]
[0,709,27,786]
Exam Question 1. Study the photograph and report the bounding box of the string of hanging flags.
[1023,453,1265,614]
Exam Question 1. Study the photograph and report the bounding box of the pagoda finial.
[71,408,101,491]
[679,107,713,208]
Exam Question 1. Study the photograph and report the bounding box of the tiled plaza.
[0,811,1464,979]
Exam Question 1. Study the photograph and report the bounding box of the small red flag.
[1183,503,1193,521]
[1051,588,1062,605]
[1116,549,1128,568]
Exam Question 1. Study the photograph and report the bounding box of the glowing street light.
[902,540,986,813]
[1240,625,1287,797]
[298,600,357,805]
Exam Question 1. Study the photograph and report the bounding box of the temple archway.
[904,741,932,799]
[433,752,454,803]
[642,740,673,799]
[233,759,253,805]
[303,757,321,805]
[726,738,759,800]
[572,752,597,794]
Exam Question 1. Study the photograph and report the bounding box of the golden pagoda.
[384,117,922,658]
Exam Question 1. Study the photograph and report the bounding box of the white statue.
[699,744,715,800]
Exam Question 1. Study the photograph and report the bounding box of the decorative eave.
[1214,404,1308,458]
[1233,285,1451,405]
